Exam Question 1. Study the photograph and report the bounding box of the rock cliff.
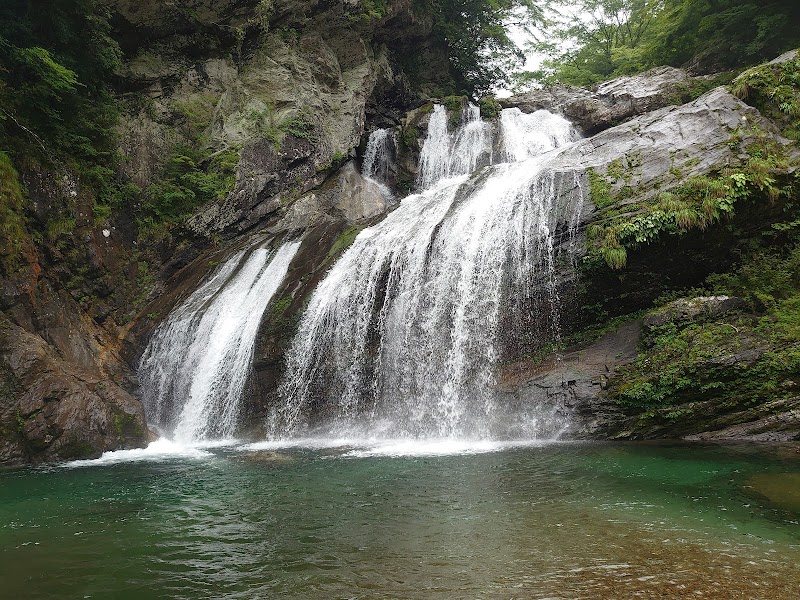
[0,0,451,466]
[497,57,800,442]
[1,0,798,465]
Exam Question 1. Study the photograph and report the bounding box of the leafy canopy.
[419,0,546,95]
[523,0,800,88]
[0,0,120,167]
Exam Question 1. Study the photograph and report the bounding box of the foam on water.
[64,439,214,468]
[242,437,553,457]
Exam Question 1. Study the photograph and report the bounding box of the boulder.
[643,296,747,329]
[503,67,697,134]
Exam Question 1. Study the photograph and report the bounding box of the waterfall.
[417,103,493,190]
[363,128,394,183]
[500,108,577,162]
[139,240,300,442]
[274,105,585,440]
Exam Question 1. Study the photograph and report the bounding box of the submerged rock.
[240,450,296,465]
[744,472,800,513]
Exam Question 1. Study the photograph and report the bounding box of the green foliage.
[441,95,467,113]
[140,147,239,229]
[586,136,794,269]
[478,96,502,120]
[533,0,661,86]
[525,0,800,89]
[174,93,219,135]
[349,0,389,23]
[0,0,127,276]
[608,212,800,414]
[587,167,614,209]
[417,0,544,95]
[279,110,317,141]
[0,152,31,273]
[401,126,419,149]
[709,244,800,312]
[732,56,800,140]
[247,106,317,149]
[648,0,800,72]
[0,0,121,173]
[326,226,363,261]
[441,95,468,126]
[611,292,800,413]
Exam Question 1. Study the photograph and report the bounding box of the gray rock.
[272,162,394,232]
[643,296,747,329]
[706,347,769,367]
[683,398,800,442]
[498,322,641,439]
[769,49,799,64]
[551,87,790,205]
[503,67,693,134]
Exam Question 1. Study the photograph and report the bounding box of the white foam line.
[63,438,220,468]
[241,437,558,457]
[63,436,566,467]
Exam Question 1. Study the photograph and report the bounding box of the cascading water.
[273,104,584,440]
[363,128,395,184]
[417,103,493,190]
[139,240,300,442]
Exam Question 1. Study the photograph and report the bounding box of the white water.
[139,240,300,442]
[275,104,584,441]
[65,439,214,468]
[244,437,552,458]
[363,128,394,183]
[417,103,493,190]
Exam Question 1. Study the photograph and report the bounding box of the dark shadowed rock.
[643,296,747,329]
[498,322,641,439]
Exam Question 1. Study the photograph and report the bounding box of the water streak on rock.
[363,128,395,184]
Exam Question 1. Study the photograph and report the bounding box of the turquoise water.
[1,441,799,599]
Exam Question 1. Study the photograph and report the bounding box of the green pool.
[2,440,799,599]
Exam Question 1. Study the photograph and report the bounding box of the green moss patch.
[732,55,800,140]
[586,132,797,270]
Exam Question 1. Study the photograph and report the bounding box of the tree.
[0,0,120,164]
[523,0,800,88]
[420,0,547,95]
[647,0,800,73]
[524,0,665,87]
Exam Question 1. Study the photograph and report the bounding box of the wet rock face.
[495,73,799,442]
[114,0,442,242]
[1,316,148,467]
[552,87,779,183]
[502,66,696,135]
[497,322,641,439]
[503,87,784,345]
